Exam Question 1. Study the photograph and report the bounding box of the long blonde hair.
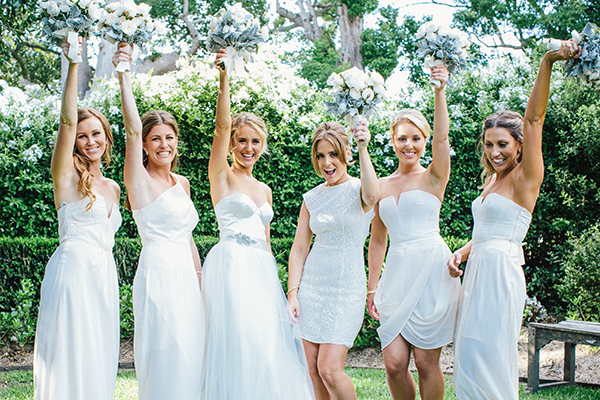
[477,110,523,188]
[229,112,269,158]
[74,108,113,210]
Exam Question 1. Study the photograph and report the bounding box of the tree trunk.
[94,39,117,82]
[337,4,363,69]
[60,38,94,98]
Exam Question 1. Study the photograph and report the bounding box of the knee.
[384,355,410,378]
[317,363,343,387]
[414,355,441,378]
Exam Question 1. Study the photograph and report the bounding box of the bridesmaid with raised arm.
[34,38,121,399]
[202,49,313,399]
[113,43,205,400]
[287,120,378,400]
[367,65,460,400]
[447,40,581,399]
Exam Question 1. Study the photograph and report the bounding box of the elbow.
[363,191,379,208]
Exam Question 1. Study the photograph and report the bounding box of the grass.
[1,368,599,399]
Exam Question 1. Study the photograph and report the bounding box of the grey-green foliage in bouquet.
[415,21,469,87]
[206,2,268,76]
[38,0,104,62]
[560,23,600,87]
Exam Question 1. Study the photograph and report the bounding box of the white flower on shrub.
[23,144,43,163]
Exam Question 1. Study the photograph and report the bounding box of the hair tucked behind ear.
[477,110,523,188]
[74,108,113,210]
[141,110,180,170]
[311,121,354,176]
[229,112,269,159]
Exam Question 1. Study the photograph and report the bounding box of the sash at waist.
[60,237,113,252]
[471,238,525,265]
[388,233,446,249]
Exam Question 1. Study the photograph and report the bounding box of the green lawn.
[1,368,599,399]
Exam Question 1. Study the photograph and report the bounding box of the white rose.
[370,71,384,85]
[349,88,361,100]
[78,0,91,8]
[373,84,385,95]
[327,73,342,87]
[362,88,375,102]
[46,1,60,16]
[138,2,151,17]
[448,28,461,40]
[589,71,599,80]
[103,12,119,27]
[437,27,451,37]
[88,3,102,20]
[122,0,137,15]
[416,21,437,39]
[426,31,437,43]
[105,2,121,13]
[39,1,51,9]
[59,2,71,13]
[121,19,138,36]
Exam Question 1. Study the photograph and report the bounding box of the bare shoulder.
[174,173,192,195]
[260,181,272,201]
[107,178,121,197]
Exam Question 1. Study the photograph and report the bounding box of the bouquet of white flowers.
[206,3,268,76]
[99,0,155,72]
[326,67,387,128]
[416,21,469,87]
[546,23,600,87]
[39,0,104,63]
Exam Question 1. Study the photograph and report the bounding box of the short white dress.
[454,193,531,400]
[132,177,205,400]
[34,194,121,400]
[374,190,460,349]
[298,178,374,347]
[203,193,314,399]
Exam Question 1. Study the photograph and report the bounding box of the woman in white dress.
[34,38,121,400]
[202,49,313,399]
[367,65,460,400]
[287,121,378,400]
[113,44,205,399]
[447,41,580,399]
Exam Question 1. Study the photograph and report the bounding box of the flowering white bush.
[39,0,104,62]
[99,0,155,72]
[206,2,268,76]
[550,23,600,87]
[416,21,469,87]
[326,67,387,128]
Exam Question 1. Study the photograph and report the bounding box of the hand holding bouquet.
[39,0,104,63]
[206,2,268,76]
[546,23,600,87]
[326,67,387,130]
[99,0,155,73]
[416,22,469,87]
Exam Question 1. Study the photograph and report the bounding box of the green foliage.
[341,0,379,19]
[361,6,402,79]
[119,283,134,339]
[0,278,37,346]
[296,36,349,89]
[556,224,600,322]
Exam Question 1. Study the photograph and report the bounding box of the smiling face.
[231,124,264,169]
[392,122,426,165]
[483,126,522,174]
[75,117,107,162]
[143,124,178,169]
[314,139,351,186]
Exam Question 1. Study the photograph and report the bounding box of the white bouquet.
[99,0,155,73]
[326,67,387,128]
[206,2,268,76]
[416,21,469,87]
[546,23,600,87]
[39,0,104,63]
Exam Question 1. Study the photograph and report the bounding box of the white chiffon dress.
[34,194,121,400]
[298,178,374,347]
[202,193,313,399]
[454,193,531,400]
[374,190,460,349]
[132,177,205,400]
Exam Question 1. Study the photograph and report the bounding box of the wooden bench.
[527,320,600,392]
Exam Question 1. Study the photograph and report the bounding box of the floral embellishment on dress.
[228,232,257,246]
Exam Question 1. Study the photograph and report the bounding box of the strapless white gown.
[374,190,460,349]
[34,194,121,400]
[298,178,374,347]
[202,193,313,399]
[132,177,205,400]
[454,193,531,400]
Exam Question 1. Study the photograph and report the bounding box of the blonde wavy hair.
[74,108,113,210]
[228,112,269,159]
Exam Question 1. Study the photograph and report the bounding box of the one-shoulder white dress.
[374,190,460,349]
[202,193,313,399]
[34,194,121,400]
[454,193,531,400]
[298,178,374,348]
[132,177,205,400]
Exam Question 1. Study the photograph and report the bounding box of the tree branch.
[398,0,465,9]
[21,41,60,55]
[182,0,202,56]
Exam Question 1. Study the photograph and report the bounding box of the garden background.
[1,0,600,351]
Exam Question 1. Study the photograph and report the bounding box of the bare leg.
[382,334,416,400]
[316,343,356,400]
[303,340,332,400]
[413,347,444,400]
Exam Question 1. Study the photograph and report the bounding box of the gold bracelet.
[366,290,376,296]
[196,270,202,274]
[287,286,299,296]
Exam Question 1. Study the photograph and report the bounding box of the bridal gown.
[34,194,121,400]
[454,193,531,400]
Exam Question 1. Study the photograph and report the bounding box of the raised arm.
[287,202,313,320]
[208,49,233,204]
[520,40,580,189]
[353,121,379,211]
[51,38,82,194]
[428,65,451,190]
[367,202,387,320]
[114,43,147,204]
